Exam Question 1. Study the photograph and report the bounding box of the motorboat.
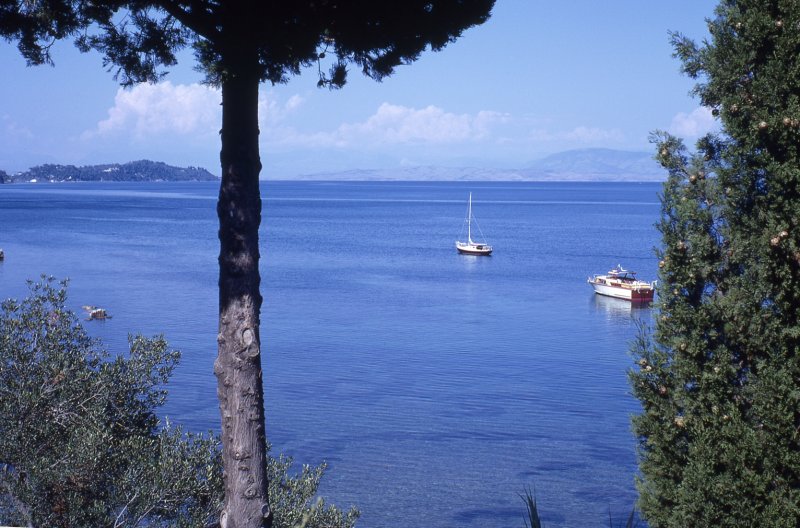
[587,265,655,302]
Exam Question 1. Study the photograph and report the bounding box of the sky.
[0,1,719,178]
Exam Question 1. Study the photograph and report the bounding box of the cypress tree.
[631,1,800,526]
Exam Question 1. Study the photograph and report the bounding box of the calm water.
[0,181,661,527]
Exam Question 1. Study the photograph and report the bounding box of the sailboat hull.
[456,242,492,255]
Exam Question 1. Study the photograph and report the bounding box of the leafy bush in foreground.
[0,278,358,527]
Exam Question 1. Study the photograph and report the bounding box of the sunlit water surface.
[0,181,661,527]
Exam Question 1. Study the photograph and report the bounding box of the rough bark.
[215,61,271,528]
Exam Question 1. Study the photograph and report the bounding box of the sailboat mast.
[467,192,473,243]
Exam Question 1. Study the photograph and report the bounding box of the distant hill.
[523,148,664,181]
[291,148,665,182]
[2,160,218,183]
[293,166,532,181]
[2,148,665,183]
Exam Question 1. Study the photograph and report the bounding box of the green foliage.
[267,453,358,528]
[0,1,494,87]
[0,279,358,528]
[5,161,217,183]
[632,2,800,526]
[0,278,220,526]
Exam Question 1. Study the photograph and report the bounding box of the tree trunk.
[215,63,271,528]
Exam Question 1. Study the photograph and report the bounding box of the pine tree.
[631,1,800,526]
[0,3,494,526]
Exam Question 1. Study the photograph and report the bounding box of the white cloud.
[2,114,34,141]
[84,82,303,141]
[81,85,636,171]
[260,94,304,125]
[563,126,624,143]
[272,103,507,148]
[334,103,471,145]
[525,125,624,144]
[669,106,717,138]
[85,82,221,140]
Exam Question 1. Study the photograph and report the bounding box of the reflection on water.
[589,293,652,321]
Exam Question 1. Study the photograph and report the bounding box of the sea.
[0,180,662,527]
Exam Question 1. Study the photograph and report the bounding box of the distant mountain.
[2,148,665,183]
[2,160,218,183]
[293,166,531,181]
[523,148,664,181]
[290,148,664,182]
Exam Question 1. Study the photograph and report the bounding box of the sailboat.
[456,192,493,255]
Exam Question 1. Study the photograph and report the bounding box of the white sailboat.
[456,192,493,255]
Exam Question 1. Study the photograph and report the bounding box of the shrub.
[0,278,358,527]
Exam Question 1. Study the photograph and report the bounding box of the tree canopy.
[1,0,494,87]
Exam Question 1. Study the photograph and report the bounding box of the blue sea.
[0,180,661,527]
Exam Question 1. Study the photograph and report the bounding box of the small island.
[0,160,218,183]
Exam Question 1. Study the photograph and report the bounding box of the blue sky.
[0,1,718,178]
